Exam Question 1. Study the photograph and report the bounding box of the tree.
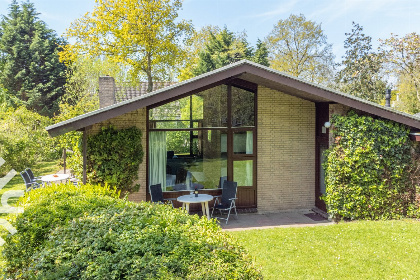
[62,0,193,92]
[335,22,388,103]
[0,0,67,116]
[265,14,335,84]
[394,74,420,114]
[381,33,420,103]
[191,27,269,77]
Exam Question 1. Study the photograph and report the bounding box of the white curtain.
[246,131,253,154]
[149,131,167,191]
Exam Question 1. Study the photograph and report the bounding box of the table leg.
[182,202,185,210]
[205,202,210,220]
[185,203,190,213]
[201,202,205,217]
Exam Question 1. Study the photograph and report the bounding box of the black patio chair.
[149,183,175,206]
[20,171,41,192]
[25,168,41,183]
[211,180,238,224]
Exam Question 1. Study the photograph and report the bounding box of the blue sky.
[0,0,419,62]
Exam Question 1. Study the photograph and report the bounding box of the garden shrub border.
[323,111,420,220]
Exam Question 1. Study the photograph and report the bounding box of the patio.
[218,210,333,231]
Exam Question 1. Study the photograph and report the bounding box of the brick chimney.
[385,89,391,108]
[99,76,116,108]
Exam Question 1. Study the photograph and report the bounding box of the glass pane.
[233,131,253,154]
[164,130,227,190]
[232,86,255,127]
[196,85,228,127]
[233,160,253,186]
[149,85,227,129]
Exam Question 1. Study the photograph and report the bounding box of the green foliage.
[265,14,335,85]
[3,185,261,279]
[381,32,420,107]
[335,22,388,103]
[87,126,144,192]
[2,182,120,277]
[63,0,193,92]
[323,111,420,220]
[192,27,269,76]
[0,107,59,174]
[0,0,67,116]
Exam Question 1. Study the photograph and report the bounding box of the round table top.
[177,194,213,203]
[41,173,70,182]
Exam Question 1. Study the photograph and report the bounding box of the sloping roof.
[46,60,420,137]
[115,82,175,102]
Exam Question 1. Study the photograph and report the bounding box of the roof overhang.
[47,60,420,137]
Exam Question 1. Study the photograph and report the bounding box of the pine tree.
[335,22,387,103]
[252,39,269,67]
[0,0,66,116]
[192,28,269,76]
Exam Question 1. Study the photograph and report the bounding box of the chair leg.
[226,207,233,224]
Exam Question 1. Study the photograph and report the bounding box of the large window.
[148,82,255,191]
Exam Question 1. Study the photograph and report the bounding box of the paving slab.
[217,210,333,231]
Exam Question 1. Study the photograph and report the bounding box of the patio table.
[177,194,213,220]
[41,173,70,184]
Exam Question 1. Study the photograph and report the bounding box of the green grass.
[230,220,420,280]
[0,160,60,214]
[0,160,59,273]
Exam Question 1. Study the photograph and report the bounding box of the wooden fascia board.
[47,66,247,137]
[242,64,420,130]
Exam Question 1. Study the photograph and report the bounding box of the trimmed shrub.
[87,125,144,192]
[3,185,261,279]
[323,111,420,220]
[2,183,121,277]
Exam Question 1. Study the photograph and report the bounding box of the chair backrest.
[25,168,36,181]
[219,176,227,189]
[149,183,164,203]
[221,180,237,206]
[20,171,32,190]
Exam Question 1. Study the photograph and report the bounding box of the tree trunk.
[147,53,153,93]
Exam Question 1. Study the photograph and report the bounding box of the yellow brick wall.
[87,108,147,202]
[257,86,315,212]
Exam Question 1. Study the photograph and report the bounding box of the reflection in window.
[234,160,253,186]
[233,131,253,154]
[149,85,227,129]
[163,130,227,190]
[232,86,255,127]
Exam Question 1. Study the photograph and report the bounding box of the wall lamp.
[322,121,331,134]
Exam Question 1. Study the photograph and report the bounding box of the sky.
[0,0,419,62]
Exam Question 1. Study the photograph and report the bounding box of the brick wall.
[87,108,147,202]
[98,76,116,108]
[257,86,315,212]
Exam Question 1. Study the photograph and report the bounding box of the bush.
[323,111,420,220]
[87,125,144,192]
[3,185,261,279]
[2,183,121,277]
[0,107,59,174]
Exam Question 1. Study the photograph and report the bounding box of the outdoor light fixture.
[322,121,331,134]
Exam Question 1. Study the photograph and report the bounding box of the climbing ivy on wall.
[87,126,143,192]
[323,111,420,220]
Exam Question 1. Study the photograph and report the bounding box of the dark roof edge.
[46,61,249,137]
[47,60,420,137]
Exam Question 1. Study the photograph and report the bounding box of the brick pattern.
[257,86,315,212]
[98,76,116,108]
[87,108,147,202]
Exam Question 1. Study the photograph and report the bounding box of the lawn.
[0,160,59,272]
[230,220,420,279]
[0,160,60,214]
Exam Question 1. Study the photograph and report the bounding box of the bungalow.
[46,60,420,213]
